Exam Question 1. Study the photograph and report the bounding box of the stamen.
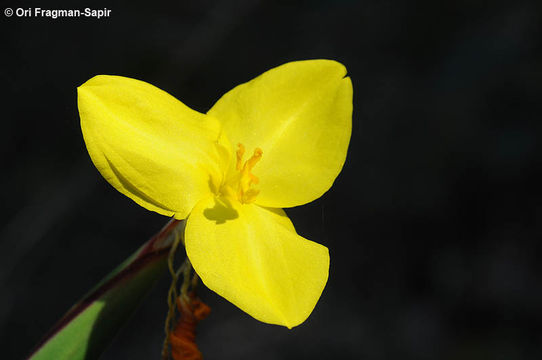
[245,148,263,171]
[234,145,263,204]
[236,143,245,171]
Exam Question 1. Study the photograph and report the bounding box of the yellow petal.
[185,195,329,328]
[208,60,353,208]
[78,75,230,219]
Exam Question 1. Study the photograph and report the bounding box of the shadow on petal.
[203,198,239,224]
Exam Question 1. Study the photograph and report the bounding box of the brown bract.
[169,293,211,360]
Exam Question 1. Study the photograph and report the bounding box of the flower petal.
[208,59,352,208]
[185,195,329,328]
[78,75,230,219]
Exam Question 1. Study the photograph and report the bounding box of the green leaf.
[27,219,184,360]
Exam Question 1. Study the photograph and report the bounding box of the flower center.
[221,143,263,204]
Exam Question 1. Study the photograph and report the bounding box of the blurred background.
[2,0,541,359]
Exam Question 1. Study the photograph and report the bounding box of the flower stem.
[162,223,183,360]
[161,221,204,360]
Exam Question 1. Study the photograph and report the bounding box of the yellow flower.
[77,60,353,328]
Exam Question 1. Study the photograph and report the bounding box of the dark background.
[2,0,541,359]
